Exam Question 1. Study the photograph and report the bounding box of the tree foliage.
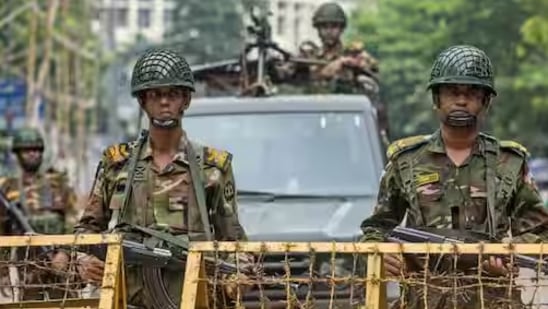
[350,0,548,155]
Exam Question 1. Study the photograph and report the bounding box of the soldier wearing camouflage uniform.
[0,128,78,235]
[305,2,379,94]
[360,45,548,309]
[0,128,78,301]
[53,49,249,308]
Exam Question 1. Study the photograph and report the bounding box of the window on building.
[294,18,301,46]
[114,8,128,27]
[92,7,101,21]
[138,8,151,28]
[277,16,286,35]
[277,1,287,35]
[164,8,173,30]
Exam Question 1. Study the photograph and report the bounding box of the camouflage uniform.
[0,128,78,235]
[304,2,379,95]
[360,46,548,309]
[0,170,78,235]
[0,128,78,301]
[74,49,247,308]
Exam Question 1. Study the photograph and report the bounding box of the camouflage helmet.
[12,128,44,152]
[130,48,195,97]
[312,2,347,28]
[428,45,496,96]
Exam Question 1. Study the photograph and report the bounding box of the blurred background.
[0,0,547,203]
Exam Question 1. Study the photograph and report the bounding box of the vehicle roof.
[187,94,374,115]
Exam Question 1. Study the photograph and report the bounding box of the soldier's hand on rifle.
[224,253,257,299]
[76,254,105,283]
[320,56,363,79]
[482,256,519,277]
[384,253,406,277]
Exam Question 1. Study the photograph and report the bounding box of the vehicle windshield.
[184,112,377,196]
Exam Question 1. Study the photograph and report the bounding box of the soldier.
[307,2,379,91]
[306,2,388,142]
[0,128,78,301]
[274,2,379,95]
[0,128,78,235]
[52,48,249,308]
[360,45,548,309]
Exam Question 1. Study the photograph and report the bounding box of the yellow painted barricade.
[180,242,548,309]
[0,234,125,309]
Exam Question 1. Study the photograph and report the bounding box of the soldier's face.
[140,86,190,121]
[317,23,343,46]
[17,148,43,173]
[436,84,489,126]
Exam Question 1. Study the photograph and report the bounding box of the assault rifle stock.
[387,226,548,274]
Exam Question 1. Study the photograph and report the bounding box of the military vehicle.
[185,94,384,308]
[178,7,390,307]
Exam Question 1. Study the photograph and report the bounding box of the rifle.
[0,190,52,254]
[387,226,548,274]
[87,226,255,309]
[91,236,248,275]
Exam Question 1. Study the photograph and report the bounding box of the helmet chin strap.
[151,118,180,129]
[443,110,478,128]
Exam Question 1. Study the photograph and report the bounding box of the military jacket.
[360,130,548,309]
[297,40,380,95]
[75,131,246,241]
[75,131,248,308]
[0,168,78,235]
[362,130,548,240]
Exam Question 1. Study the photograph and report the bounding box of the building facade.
[91,0,175,51]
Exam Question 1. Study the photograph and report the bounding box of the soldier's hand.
[320,58,346,78]
[224,273,252,300]
[76,254,105,283]
[384,253,406,277]
[51,251,70,272]
[482,256,519,277]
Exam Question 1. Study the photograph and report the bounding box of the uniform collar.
[427,129,484,156]
[139,130,190,164]
[320,41,344,60]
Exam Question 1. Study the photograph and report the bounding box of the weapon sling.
[186,142,213,241]
[142,141,214,309]
[109,129,149,231]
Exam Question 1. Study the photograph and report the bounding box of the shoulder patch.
[102,143,131,165]
[500,140,530,158]
[203,147,232,172]
[386,135,430,160]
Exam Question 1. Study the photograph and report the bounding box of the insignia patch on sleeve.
[224,181,235,202]
[103,143,130,165]
[204,147,232,172]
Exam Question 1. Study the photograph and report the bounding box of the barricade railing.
[0,234,125,309]
[180,242,548,309]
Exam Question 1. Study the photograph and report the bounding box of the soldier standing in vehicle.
[360,45,548,309]
[306,2,379,92]
[52,48,250,308]
[299,2,388,142]
[0,128,78,235]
